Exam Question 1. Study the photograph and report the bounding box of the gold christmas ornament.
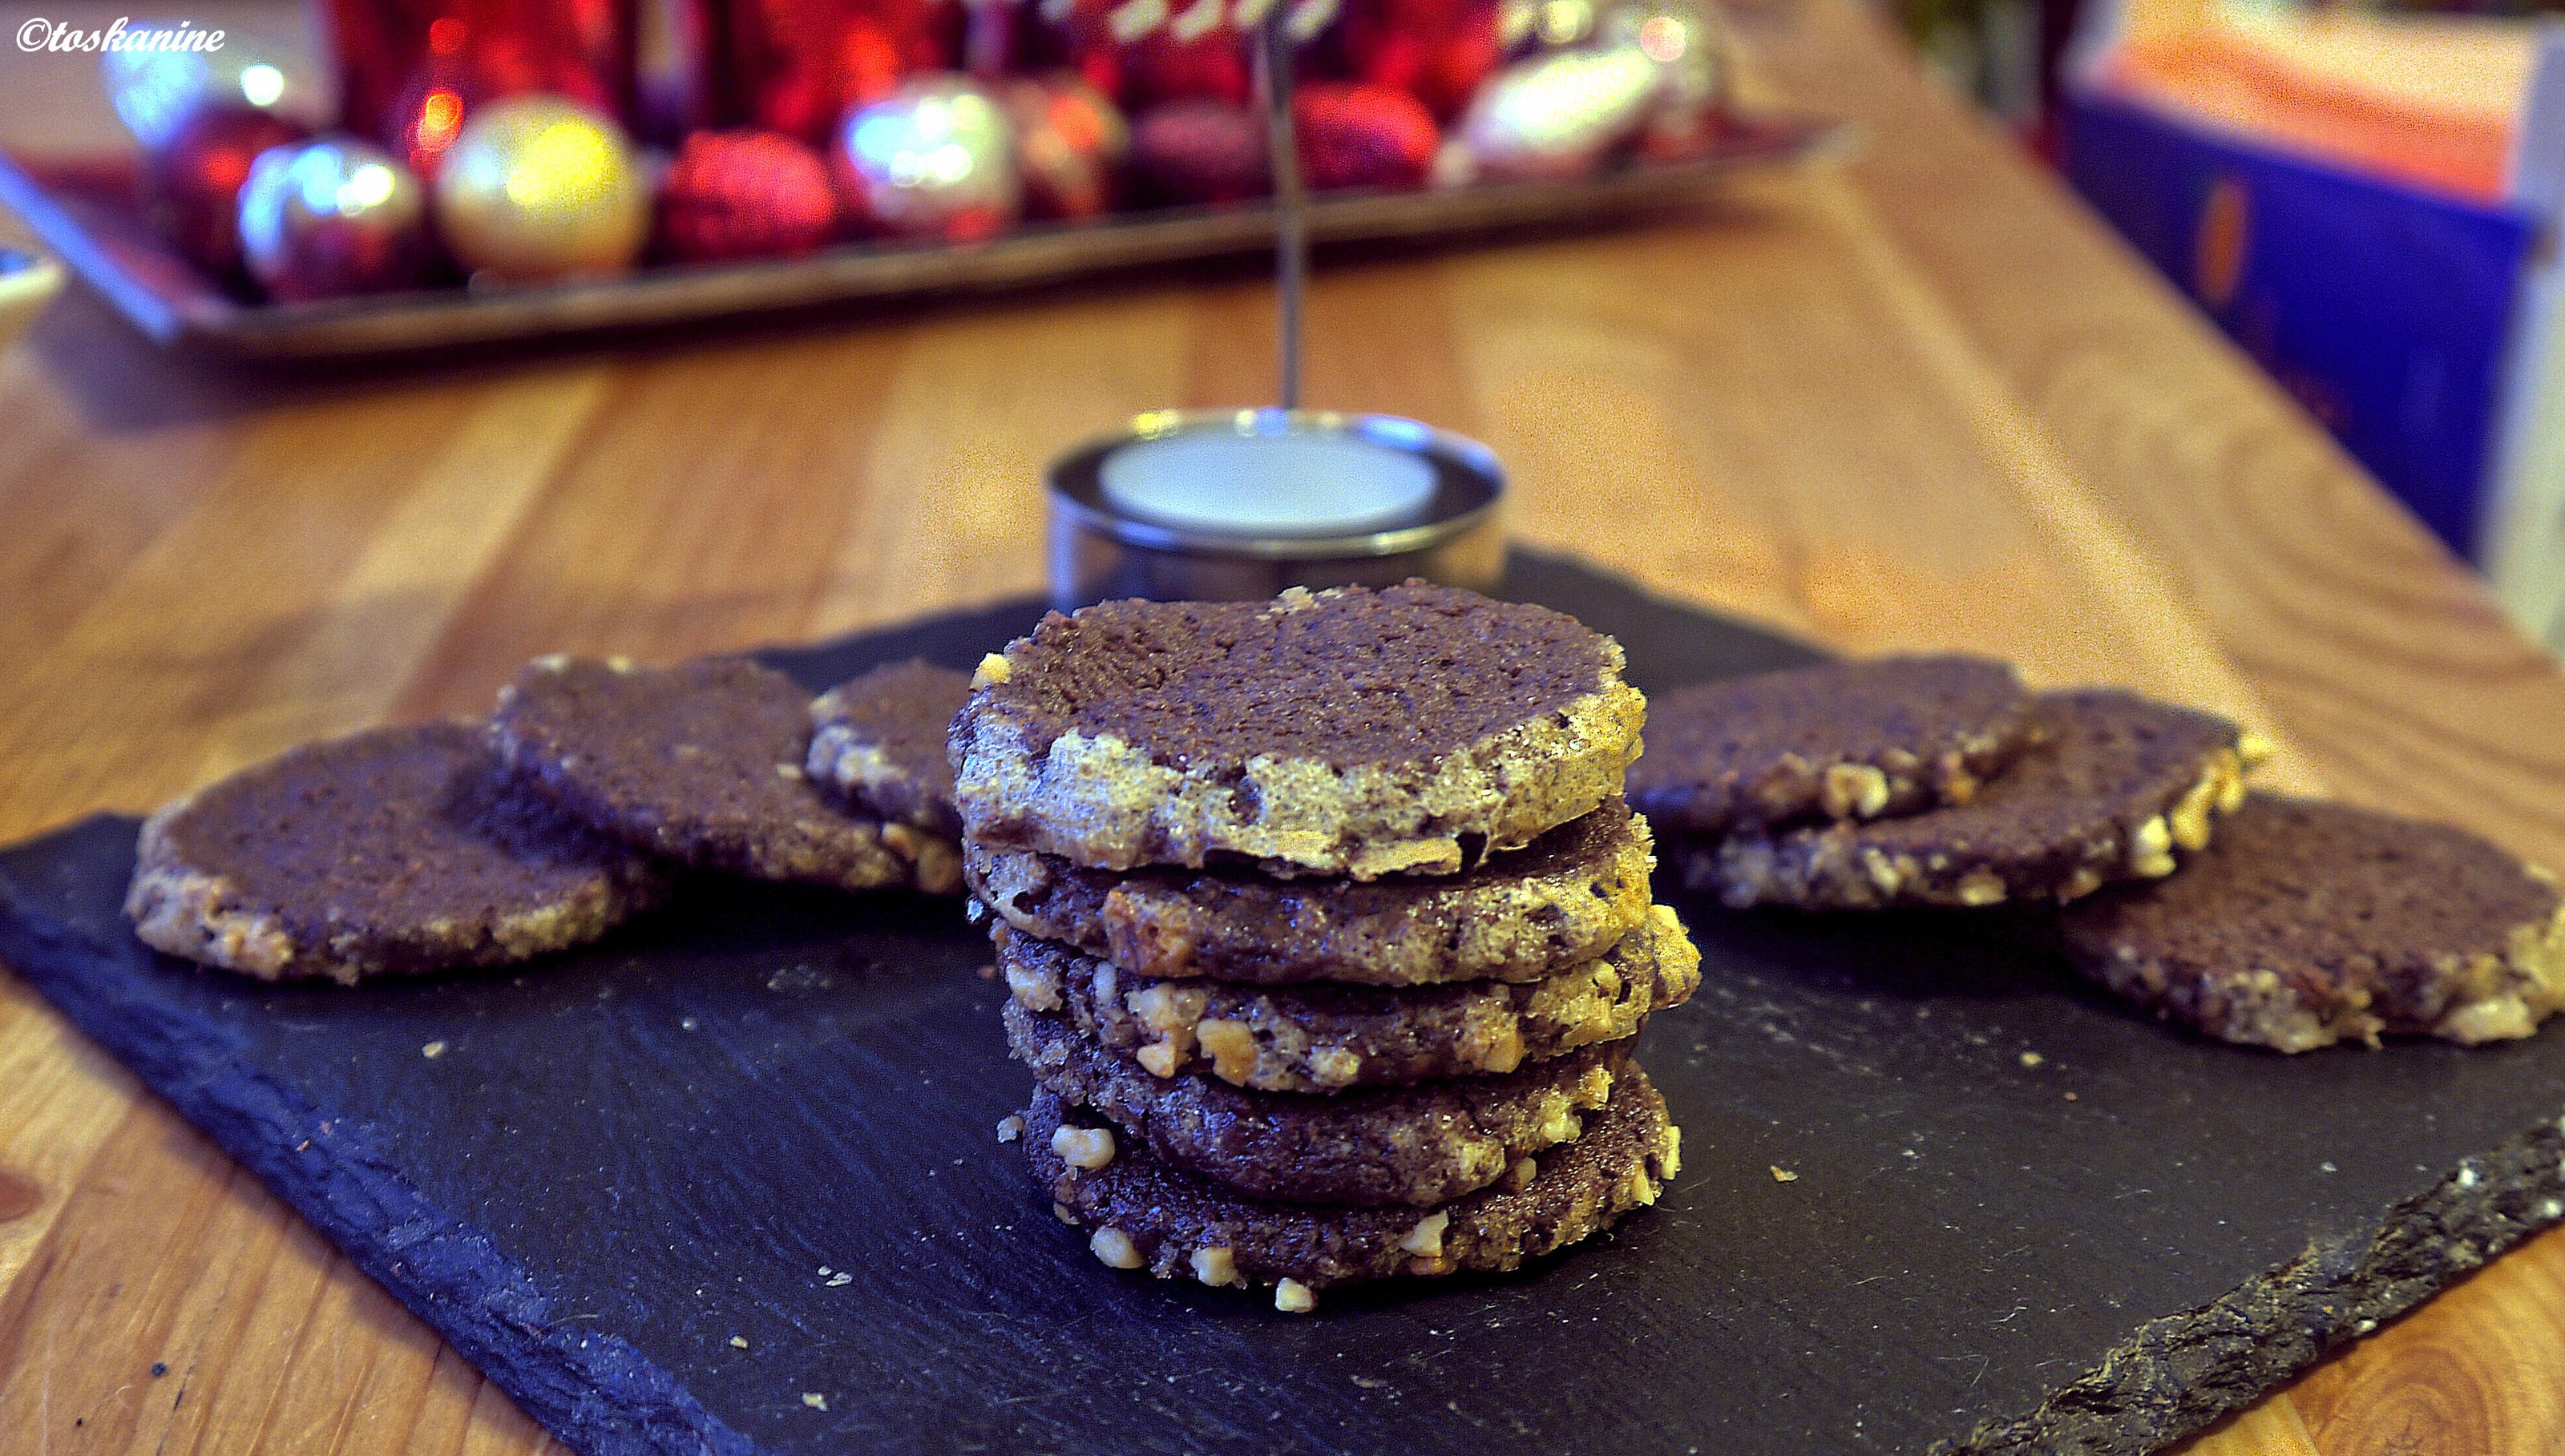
[433,97,650,282]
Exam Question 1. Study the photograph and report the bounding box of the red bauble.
[723,0,953,142]
[1130,99,1266,206]
[1294,83,1438,191]
[1338,0,1501,119]
[656,130,841,262]
[1119,23,1250,108]
[146,106,311,279]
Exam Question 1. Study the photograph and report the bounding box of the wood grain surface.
[4,1,2563,1450]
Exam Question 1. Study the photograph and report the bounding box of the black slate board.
[5,550,2563,1456]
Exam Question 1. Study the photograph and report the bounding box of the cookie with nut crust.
[1696,688,2257,909]
[1630,654,2037,834]
[1004,998,1630,1208]
[965,798,1658,986]
[491,655,961,894]
[2060,793,2565,1052]
[806,659,971,836]
[996,907,1697,1092]
[948,583,1646,880]
[125,721,667,985]
[1023,1069,1678,1305]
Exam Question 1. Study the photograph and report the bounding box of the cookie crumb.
[802,1393,828,1412]
[826,1271,852,1287]
[2018,1051,2043,1068]
[1050,1123,1117,1171]
[995,1114,1025,1143]
[729,1336,749,1349]
[1091,1227,1144,1268]
[1274,1277,1317,1313]
[1770,1165,1799,1184]
[1191,1246,1242,1287]
[421,1041,446,1059]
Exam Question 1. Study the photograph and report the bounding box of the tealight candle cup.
[1045,409,1505,610]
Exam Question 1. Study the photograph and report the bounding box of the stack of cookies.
[1630,653,2565,1053]
[951,583,1700,1312]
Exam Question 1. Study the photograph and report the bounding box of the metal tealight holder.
[1044,7,1508,611]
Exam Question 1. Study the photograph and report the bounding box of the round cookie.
[965,799,1658,986]
[2059,793,2565,1052]
[998,906,1699,1092]
[806,659,972,836]
[125,721,667,985]
[1004,999,1628,1207]
[491,655,961,894]
[1699,688,2257,909]
[1023,1070,1678,1302]
[949,583,1646,879]
[1629,654,2036,833]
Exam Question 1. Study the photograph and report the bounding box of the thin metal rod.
[1256,10,1306,410]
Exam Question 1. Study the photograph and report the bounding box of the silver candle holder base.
[1045,408,1506,610]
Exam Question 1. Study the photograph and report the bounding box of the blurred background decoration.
[6,0,2565,651]
[18,0,1768,300]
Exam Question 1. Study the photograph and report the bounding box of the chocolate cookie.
[999,906,1698,1092]
[125,722,666,985]
[966,799,1657,986]
[1629,655,2036,833]
[1004,1000,1628,1207]
[491,655,962,894]
[2059,794,2565,1052]
[1024,1069,1678,1304]
[806,659,971,836]
[950,583,1646,879]
[1699,688,2258,909]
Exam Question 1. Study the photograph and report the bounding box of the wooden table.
[4,1,2562,1450]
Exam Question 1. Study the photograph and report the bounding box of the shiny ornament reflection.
[433,97,650,280]
[1004,75,1129,221]
[1603,0,1724,148]
[237,138,434,300]
[102,33,319,152]
[834,77,1022,241]
[1457,43,1657,181]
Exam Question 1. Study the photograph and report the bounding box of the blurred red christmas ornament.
[1118,4,1252,108]
[1294,82,1437,191]
[145,106,312,279]
[723,0,954,143]
[1005,75,1129,220]
[1338,0,1501,119]
[658,130,841,262]
[1130,99,1266,206]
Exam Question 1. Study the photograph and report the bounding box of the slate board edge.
[0,832,777,1456]
[1946,1108,2565,1454]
